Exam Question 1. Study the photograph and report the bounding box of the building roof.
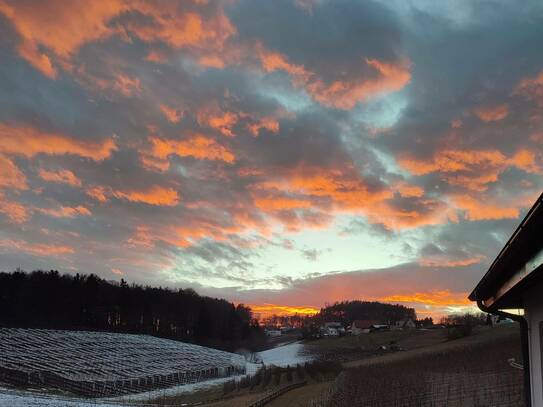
[352,320,379,329]
[469,192,543,310]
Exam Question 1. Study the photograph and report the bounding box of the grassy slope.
[343,324,518,368]
[158,325,520,406]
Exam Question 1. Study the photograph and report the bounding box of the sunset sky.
[1,0,542,318]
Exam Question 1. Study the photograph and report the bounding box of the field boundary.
[247,381,307,407]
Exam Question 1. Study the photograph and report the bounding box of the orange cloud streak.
[0,238,74,256]
[143,134,235,171]
[247,117,280,137]
[399,149,507,176]
[0,123,116,160]
[0,1,236,78]
[0,155,28,190]
[257,43,411,110]
[86,185,109,202]
[249,303,319,318]
[307,58,411,110]
[38,168,82,187]
[0,193,29,223]
[160,104,183,123]
[452,195,519,221]
[38,205,92,218]
[113,185,180,206]
[379,290,472,307]
[419,255,485,268]
[515,70,543,106]
[473,104,509,122]
[254,196,313,211]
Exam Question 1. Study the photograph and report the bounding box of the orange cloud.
[126,225,155,249]
[0,1,235,78]
[515,70,543,106]
[257,44,311,79]
[38,205,92,218]
[247,117,280,137]
[0,0,127,78]
[256,44,411,110]
[473,104,509,122]
[111,268,124,276]
[379,290,472,307]
[113,185,180,206]
[510,149,541,173]
[160,104,183,123]
[122,2,235,50]
[143,134,235,171]
[419,255,485,268]
[0,123,116,161]
[86,185,109,202]
[0,155,28,190]
[249,303,319,318]
[364,199,452,231]
[399,149,507,176]
[113,74,141,97]
[0,238,74,256]
[395,183,424,198]
[254,196,313,211]
[0,192,29,223]
[197,106,239,137]
[38,168,82,187]
[452,194,519,221]
[397,148,539,191]
[254,169,449,231]
[307,58,411,110]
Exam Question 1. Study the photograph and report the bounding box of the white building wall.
[524,280,543,407]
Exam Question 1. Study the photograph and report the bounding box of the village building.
[351,320,380,335]
[322,321,345,336]
[392,317,416,330]
[470,192,543,407]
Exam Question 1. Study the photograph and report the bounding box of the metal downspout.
[477,300,531,407]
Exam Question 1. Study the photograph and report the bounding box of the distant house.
[351,320,379,335]
[469,192,543,406]
[393,317,416,330]
[322,322,345,336]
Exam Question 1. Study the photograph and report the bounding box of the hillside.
[0,270,264,351]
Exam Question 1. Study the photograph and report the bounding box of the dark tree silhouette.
[0,270,264,351]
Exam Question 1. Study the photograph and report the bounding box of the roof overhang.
[469,193,543,311]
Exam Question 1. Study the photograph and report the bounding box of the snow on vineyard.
[0,328,246,398]
[258,342,314,367]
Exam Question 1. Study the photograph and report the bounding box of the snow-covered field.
[257,342,314,367]
[0,337,309,405]
[0,389,124,406]
[0,328,245,398]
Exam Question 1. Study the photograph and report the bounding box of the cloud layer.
[1,0,542,317]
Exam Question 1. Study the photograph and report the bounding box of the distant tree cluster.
[261,314,309,328]
[313,300,416,326]
[0,270,265,351]
[440,313,487,339]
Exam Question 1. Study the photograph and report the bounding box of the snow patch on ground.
[257,342,314,367]
[0,388,124,406]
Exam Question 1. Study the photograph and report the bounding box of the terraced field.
[0,328,246,397]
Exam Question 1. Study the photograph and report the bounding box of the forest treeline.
[0,270,265,351]
[262,300,416,330]
[316,300,416,324]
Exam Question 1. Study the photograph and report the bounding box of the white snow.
[257,342,314,367]
[0,388,124,406]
